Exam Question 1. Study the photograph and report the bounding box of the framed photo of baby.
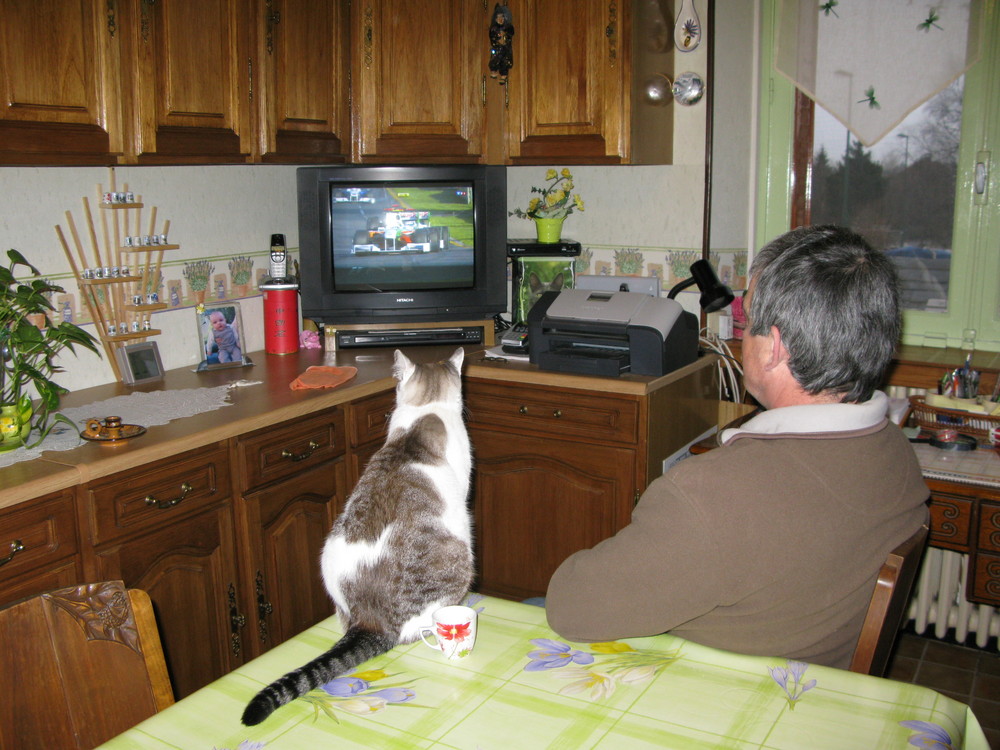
[196,302,248,370]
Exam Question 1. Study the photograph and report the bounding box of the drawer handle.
[553,409,562,418]
[282,440,320,462]
[0,539,24,567]
[519,405,528,415]
[145,482,193,509]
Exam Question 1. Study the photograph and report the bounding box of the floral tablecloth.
[99,596,989,750]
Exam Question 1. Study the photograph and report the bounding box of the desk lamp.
[667,259,734,313]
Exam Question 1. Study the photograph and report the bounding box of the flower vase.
[0,399,33,452]
[534,217,565,244]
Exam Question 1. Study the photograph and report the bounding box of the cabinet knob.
[144,482,193,509]
[519,405,528,415]
[552,409,562,418]
[0,539,24,568]
[282,440,320,462]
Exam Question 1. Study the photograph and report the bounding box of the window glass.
[809,80,962,313]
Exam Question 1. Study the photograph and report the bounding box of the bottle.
[269,234,287,281]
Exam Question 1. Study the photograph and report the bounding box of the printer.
[527,288,699,377]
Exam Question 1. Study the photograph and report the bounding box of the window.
[756,0,1000,352]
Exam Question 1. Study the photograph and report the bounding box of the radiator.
[907,546,1000,650]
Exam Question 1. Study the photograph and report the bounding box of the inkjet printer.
[527,288,699,377]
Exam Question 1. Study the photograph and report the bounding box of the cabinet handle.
[363,4,374,68]
[255,570,273,644]
[0,540,24,568]
[606,1,618,66]
[264,0,281,54]
[106,0,117,37]
[552,409,562,418]
[228,583,246,658]
[518,405,528,415]
[140,0,155,44]
[282,440,320,462]
[144,482,193,509]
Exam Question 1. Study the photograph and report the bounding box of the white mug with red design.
[418,605,477,659]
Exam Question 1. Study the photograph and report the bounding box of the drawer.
[237,407,346,492]
[0,491,79,584]
[978,501,1000,553]
[87,442,232,545]
[465,380,640,444]
[348,390,394,448]
[927,492,974,551]
[968,550,1000,605]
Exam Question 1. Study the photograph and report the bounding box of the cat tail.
[241,626,396,726]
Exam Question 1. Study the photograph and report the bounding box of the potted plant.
[228,255,254,297]
[0,249,101,451]
[509,168,585,243]
[183,260,215,304]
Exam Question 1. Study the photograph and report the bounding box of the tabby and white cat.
[242,347,474,726]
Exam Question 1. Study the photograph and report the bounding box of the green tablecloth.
[100,595,989,749]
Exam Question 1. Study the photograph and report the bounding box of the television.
[297,164,508,328]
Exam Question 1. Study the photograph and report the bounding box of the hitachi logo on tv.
[396,297,415,303]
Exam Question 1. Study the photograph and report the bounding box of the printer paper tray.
[536,342,630,377]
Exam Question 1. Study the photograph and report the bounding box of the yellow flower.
[590,641,635,654]
[545,168,558,180]
[508,167,584,221]
[350,669,389,681]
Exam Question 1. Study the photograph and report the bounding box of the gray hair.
[747,225,900,403]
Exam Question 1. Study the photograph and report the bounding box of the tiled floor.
[887,632,1000,748]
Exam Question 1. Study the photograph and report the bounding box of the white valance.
[775,0,984,146]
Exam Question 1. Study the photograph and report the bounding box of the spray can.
[261,280,299,354]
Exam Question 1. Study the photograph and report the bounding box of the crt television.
[297,164,508,325]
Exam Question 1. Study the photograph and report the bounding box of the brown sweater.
[545,413,929,668]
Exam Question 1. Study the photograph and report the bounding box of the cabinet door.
[93,503,242,699]
[0,0,123,164]
[504,0,630,164]
[254,0,350,163]
[241,460,346,655]
[350,0,486,162]
[121,0,252,163]
[470,429,636,600]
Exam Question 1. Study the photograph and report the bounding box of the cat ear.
[449,347,465,372]
[393,349,416,383]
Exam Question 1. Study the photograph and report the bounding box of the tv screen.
[298,165,507,326]
[330,182,476,293]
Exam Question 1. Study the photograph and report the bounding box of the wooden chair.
[0,580,174,749]
[849,524,930,677]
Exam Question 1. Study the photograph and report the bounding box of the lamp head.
[666,259,735,313]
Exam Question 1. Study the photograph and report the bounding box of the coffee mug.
[418,605,477,659]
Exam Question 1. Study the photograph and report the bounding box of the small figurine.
[489,4,514,84]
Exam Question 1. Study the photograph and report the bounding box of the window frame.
[754,0,1000,352]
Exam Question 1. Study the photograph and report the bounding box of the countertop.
[1,345,719,509]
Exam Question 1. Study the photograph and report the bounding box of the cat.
[520,270,565,319]
[242,347,474,726]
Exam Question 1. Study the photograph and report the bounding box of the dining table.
[99,595,989,749]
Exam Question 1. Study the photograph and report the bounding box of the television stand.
[325,320,495,349]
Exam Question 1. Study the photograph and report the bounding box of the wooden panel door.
[470,429,636,600]
[121,0,252,163]
[92,504,242,698]
[504,0,630,164]
[240,460,346,655]
[350,0,487,162]
[0,0,123,164]
[254,0,351,163]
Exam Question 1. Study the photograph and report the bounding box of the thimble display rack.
[56,167,176,382]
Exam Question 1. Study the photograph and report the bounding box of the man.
[545,225,929,669]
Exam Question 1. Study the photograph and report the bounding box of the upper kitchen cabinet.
[0,0,124,165]
[253,0,351,163]
[350,0,486,163]
[119,0,254,164]
[503,0,632,165]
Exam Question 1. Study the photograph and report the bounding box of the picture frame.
[115,341,165,386]
[196,301,250,371]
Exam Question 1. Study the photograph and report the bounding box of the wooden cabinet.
[253,0,351,163]
[84,441,240,699]
[234,407,348,655]
[464,361,718,599]
[0,491,83,607]
[345,388,395,486]
[503,0,631,165]
[0,0,123,165]
[349,0,486,163]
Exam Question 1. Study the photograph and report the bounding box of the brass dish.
[81,416,147,442]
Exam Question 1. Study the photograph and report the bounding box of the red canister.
[261,282,300,354]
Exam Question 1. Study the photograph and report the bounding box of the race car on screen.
[351,210,450,254]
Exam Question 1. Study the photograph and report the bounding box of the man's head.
[745,225,900,405]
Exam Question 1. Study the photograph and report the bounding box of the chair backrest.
[850,524,929,676]
[0,580,174,749]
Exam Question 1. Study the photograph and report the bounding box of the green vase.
[0,399,32,452]
[534,217,565,244]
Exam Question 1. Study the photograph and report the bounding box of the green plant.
[0,249,101,446]
[614,247,644,275]
[183,260,215,291]
[509,168,585,220]
[228,255,254,286]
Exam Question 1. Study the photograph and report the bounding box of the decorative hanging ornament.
[674,0,702,52]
